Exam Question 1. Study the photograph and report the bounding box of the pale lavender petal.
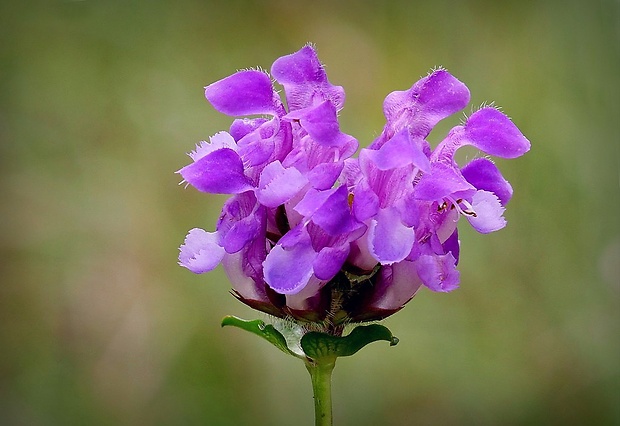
[461,157,513,206]
[178,148,254,194]
[257,160,308,208]
[263,226,316,294]
[466,190,507,234]
[205,70,278,116]
[222,249,268,303]
[179,228,225,273]
[340,158,362,191]
[368,207,415,264]
[462,107,531,159]
[368,260,424,310]
[188,132,237,162]
[415,253,460,292]
[313,244,350,281]
[347,228,379,272]
[284,276,324,312]
[271,45,345,111]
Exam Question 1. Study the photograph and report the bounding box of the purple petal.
[461,157,513,206]
[377,69,470,145]
[178,148,254,194]
[285,101,357,148]
[442,229,460,264]
[466,190,507,233]
[414,162,476,202]
[296,186,361,236]
[313,244,350,281]
[263,226,316,294]
[256,161,308,208]
[205,70,278,116]
[229,118,268,141]
[179,228,225,273]
[415,253,460,292]
[216,192,265,253]
[352,179,380,222]
[221,213,262,254]
[236,118,279,167]
[462,107,531,159]
[362,128,431,172]
[271,45,345,111]
[368,207,415,264]
[306,161,345,190]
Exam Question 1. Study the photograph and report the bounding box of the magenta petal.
[257,161,308,208]
[205,70,278,116]
[179,228,225,274]
[463,107,531,159]
[263,227,316,294]
[368,207,415,264]
[271,45,345,111]
[415,253,460,292]
[178,148,254,194]
[466,190,507,234]
[461,157,513,206]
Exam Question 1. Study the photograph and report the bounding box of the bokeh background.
[1,0,618,425]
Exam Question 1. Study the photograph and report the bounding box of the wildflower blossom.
[178,45,530,326]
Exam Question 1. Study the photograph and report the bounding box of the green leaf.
[301,324,398,362]
[221,316,303,358]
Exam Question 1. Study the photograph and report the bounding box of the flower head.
[178,45,530,329]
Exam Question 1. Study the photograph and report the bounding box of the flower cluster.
[178,45,529,329]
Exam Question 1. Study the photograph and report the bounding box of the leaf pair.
[221,316,398,363]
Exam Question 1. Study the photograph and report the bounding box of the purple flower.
[178,45,530,325]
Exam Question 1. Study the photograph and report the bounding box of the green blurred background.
[1,0,618,425]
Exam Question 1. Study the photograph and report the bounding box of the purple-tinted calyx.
[178,44,530,329]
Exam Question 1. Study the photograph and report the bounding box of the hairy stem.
[305,358,336,426]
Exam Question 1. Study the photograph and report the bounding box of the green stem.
[305,358,336,426]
